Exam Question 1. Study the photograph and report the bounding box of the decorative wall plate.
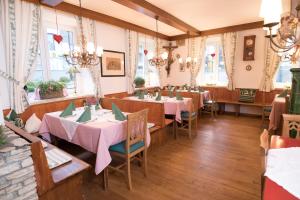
[246,65,252,71]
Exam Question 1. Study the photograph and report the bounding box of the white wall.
[161,28,266,89]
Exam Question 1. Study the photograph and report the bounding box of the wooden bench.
[101,97,175,147]
[217,99,272,116]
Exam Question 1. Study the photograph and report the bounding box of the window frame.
[273,59,295,89]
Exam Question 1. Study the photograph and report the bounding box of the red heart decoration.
[144,49,148,55]
[53,34,63,44]
[211,53,216,58]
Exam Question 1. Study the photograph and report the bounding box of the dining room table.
[269,96,287,131]
[124,95,193,122]
[176,90,210,108]
[39,107,151,175]
[263,135,300,200]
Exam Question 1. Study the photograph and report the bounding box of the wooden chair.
[106,109,148,190]
[262,106,272,127]
[282,114,300,138]
[260,129,270,197]
[176,102,197,139]
[202,92,218,117]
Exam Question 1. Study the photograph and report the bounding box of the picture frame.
[243,35,256,61]
[101,50,125,77]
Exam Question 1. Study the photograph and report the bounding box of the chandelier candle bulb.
[96,46,103,57]
[186,57,192,63]
[161,52,168,60]
[87,42,95,54]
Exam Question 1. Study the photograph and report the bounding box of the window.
[136,36,160,87]
[274,60,295,88]
[28,12,95,102]
[197,37,228,86]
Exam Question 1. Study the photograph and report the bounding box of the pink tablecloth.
[269,97,286,131]
[39,109,150,175]
[199,91,210,108]
[125,96,192,122]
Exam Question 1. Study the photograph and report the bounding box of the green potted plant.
[134,77,145,88]
[38,80,65,99]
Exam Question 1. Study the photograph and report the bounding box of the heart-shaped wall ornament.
[144,49,148,55]
[53,34,63,44]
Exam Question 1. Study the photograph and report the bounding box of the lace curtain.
[221,32,237,91]
[190,36,207,86]
[126,30,139,93]
[0,0,41,113]
[259,39,281,92]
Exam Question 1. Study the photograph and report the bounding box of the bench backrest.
[101,97,166,128]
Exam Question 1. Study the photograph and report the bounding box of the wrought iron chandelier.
[148,16,168,68]
[63,0,103,68]
[261,0,300,63]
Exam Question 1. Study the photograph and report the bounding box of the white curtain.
[126,30,139,94]
[76,17,99,97]
[259,39,281,92]
[221,32,237,91]
[0,0,41,113]
[190,36,207,86]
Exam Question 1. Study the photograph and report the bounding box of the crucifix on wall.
[163,42,178,76]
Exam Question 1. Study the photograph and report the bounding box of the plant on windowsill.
[134,77,145,88]
[38,80,65,100]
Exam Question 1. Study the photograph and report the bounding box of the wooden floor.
[81,114,261,200]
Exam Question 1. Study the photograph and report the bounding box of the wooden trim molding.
[111,0,200,35]
[23,0,170,40]
[169,21,264,41]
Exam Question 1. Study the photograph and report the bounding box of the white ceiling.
[63,0,291,36]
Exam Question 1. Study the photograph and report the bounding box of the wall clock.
[243,35,256,61]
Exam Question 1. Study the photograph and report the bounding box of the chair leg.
[127,156,132,190]
[143,150,148,177]
[195,117,198,129]
[103,167,108,190]
[188,119,192,139]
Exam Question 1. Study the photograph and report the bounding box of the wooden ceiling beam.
[23,0,171,40]
[169,21,264,41]
[111,0,200,35]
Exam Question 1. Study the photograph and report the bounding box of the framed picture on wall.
[101,50,125,77]
[243,35,256,61]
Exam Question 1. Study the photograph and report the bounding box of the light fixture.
[260,0,300,63]
[177,33,197,69]
[62,0,103,68]
[148,16,168,68]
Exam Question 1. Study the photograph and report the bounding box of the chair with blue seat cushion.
[262,105,272,127]
[176,103,198,139]
[106,109,148,190]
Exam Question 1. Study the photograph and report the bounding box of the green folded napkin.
[71,102,76,111]
[138,91,145,99]
[6,109,17,121]
[95,102,101,110]
[278,90,288,98]
[187,87,191,92]
[76,106,91,123]
[59,103,75,117]
[168,90,174,98]
[176,91,183,100]
[155,91,162,101]
[198,87,204,92]
[112,103,126,121]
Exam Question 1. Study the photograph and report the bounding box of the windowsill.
[28,93,94,106]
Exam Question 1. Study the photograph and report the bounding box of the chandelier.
[148,16,168,68]
[177,33,197,69]
[62,0,103,68]
[260,0,300,63]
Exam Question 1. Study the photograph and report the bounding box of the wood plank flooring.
[82,115,261,200]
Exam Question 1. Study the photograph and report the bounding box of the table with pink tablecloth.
[39,109,150,175]
[124,96,192,122]
[269,97,286,131]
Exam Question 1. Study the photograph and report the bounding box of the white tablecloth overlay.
[265,147,300,198]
